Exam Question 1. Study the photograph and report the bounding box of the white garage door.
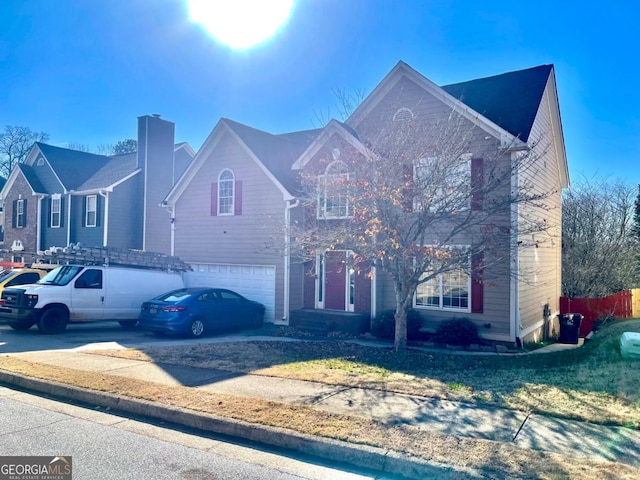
[184,263,276,323]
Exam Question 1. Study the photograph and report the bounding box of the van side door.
[70,268,105,321]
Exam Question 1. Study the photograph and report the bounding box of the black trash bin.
[557,313,583,344]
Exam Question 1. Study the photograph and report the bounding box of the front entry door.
[318,250,357,312]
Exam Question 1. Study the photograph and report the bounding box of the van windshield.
[38,266,84,286]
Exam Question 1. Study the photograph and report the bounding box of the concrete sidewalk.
[1,344,640,478]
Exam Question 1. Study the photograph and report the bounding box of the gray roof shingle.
[442,64,553,141]
[223,119,320,192]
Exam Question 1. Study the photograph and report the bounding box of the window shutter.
[96,195,102,227]
[234,180,242,215]
[12,200,17,228]
[402,164,413,212]
[47,198,52,227]
[82,197,87,227]
[60,197,65,228]
[211,183,218,216]
[23,199,27,227]
[471,158,484,211]
[471,251,484,313]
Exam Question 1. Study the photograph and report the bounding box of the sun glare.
[188,0,294,49]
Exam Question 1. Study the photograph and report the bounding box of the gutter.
[283,198,299,323]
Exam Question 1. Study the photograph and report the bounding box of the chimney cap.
[152,113,161,118]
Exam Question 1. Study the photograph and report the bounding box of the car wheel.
[188,318,205,338]
[37,307,69,334]
[118,320,138,329]
[8,320,35,331]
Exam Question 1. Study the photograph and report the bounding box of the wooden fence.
[560,290,633,337]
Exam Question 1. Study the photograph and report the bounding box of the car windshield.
[38,266,84,286]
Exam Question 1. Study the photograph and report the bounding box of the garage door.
[184,264,276,323]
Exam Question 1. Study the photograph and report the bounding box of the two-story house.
[0,115,194,260]
[165,61,569,345]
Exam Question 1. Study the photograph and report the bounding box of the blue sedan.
[138,287,265,338]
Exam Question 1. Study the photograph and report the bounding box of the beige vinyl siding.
[173,132,288,320]
[352,76,514,339]
[516,78,563,342]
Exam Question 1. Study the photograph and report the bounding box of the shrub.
[371,309,423,341]
[433,318,479,346]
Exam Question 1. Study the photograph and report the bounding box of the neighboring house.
[0,115,194,260]
[166,61,570,345]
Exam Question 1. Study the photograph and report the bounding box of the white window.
[413,156,471,212]
[218,169,234,215]
[318,161,350,219]
[16,199,25,228]
[415,248,470,312]
[51,196,61,228]
[85,195,97,227]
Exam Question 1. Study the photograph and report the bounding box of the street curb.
[0,368,483,479]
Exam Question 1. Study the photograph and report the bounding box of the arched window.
[318,161,350,219]
[218,169,235,215]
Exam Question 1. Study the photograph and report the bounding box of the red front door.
[324,251,347,310]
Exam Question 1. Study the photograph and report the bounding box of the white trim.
[50,195,61,228]
[72,169,141,195]
[370,265,377,321]
[66,193,72,246]
[36,195,43,250]
[545,68,569,189]
[283,199,299,322]
[292,119,371,170]
[519,318,547,339]
[217,168,235,216]
[85,194,97,228]
[99,191,109,247]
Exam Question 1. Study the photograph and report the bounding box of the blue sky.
[1,0,638,184]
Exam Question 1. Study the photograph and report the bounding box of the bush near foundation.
[433,318,479,346]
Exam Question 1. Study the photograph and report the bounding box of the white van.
[0,265,184,334]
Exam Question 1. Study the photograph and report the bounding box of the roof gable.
[442,64,552,142]
[292,119,370,170]
[35,143,110,191]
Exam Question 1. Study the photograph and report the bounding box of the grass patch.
[90,318,640,427]
[1,356,638,480]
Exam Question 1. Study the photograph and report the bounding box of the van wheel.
[8,320,35,331]
[37,307,69,334]
[119,320,138,329]
[188,319,205,338]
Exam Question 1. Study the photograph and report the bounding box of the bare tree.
[0,125,49,177]
[562,177,638,298]
[112,138,137,155]
[289,112,553,351]
[313,87,366,126]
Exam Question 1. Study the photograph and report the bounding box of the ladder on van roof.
[1,245,192,272]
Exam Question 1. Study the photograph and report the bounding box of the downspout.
[98,190,109,247]
[161,202,175,257]
[283,198,299,323]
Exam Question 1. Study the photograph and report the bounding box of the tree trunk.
[393,283,414,351]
